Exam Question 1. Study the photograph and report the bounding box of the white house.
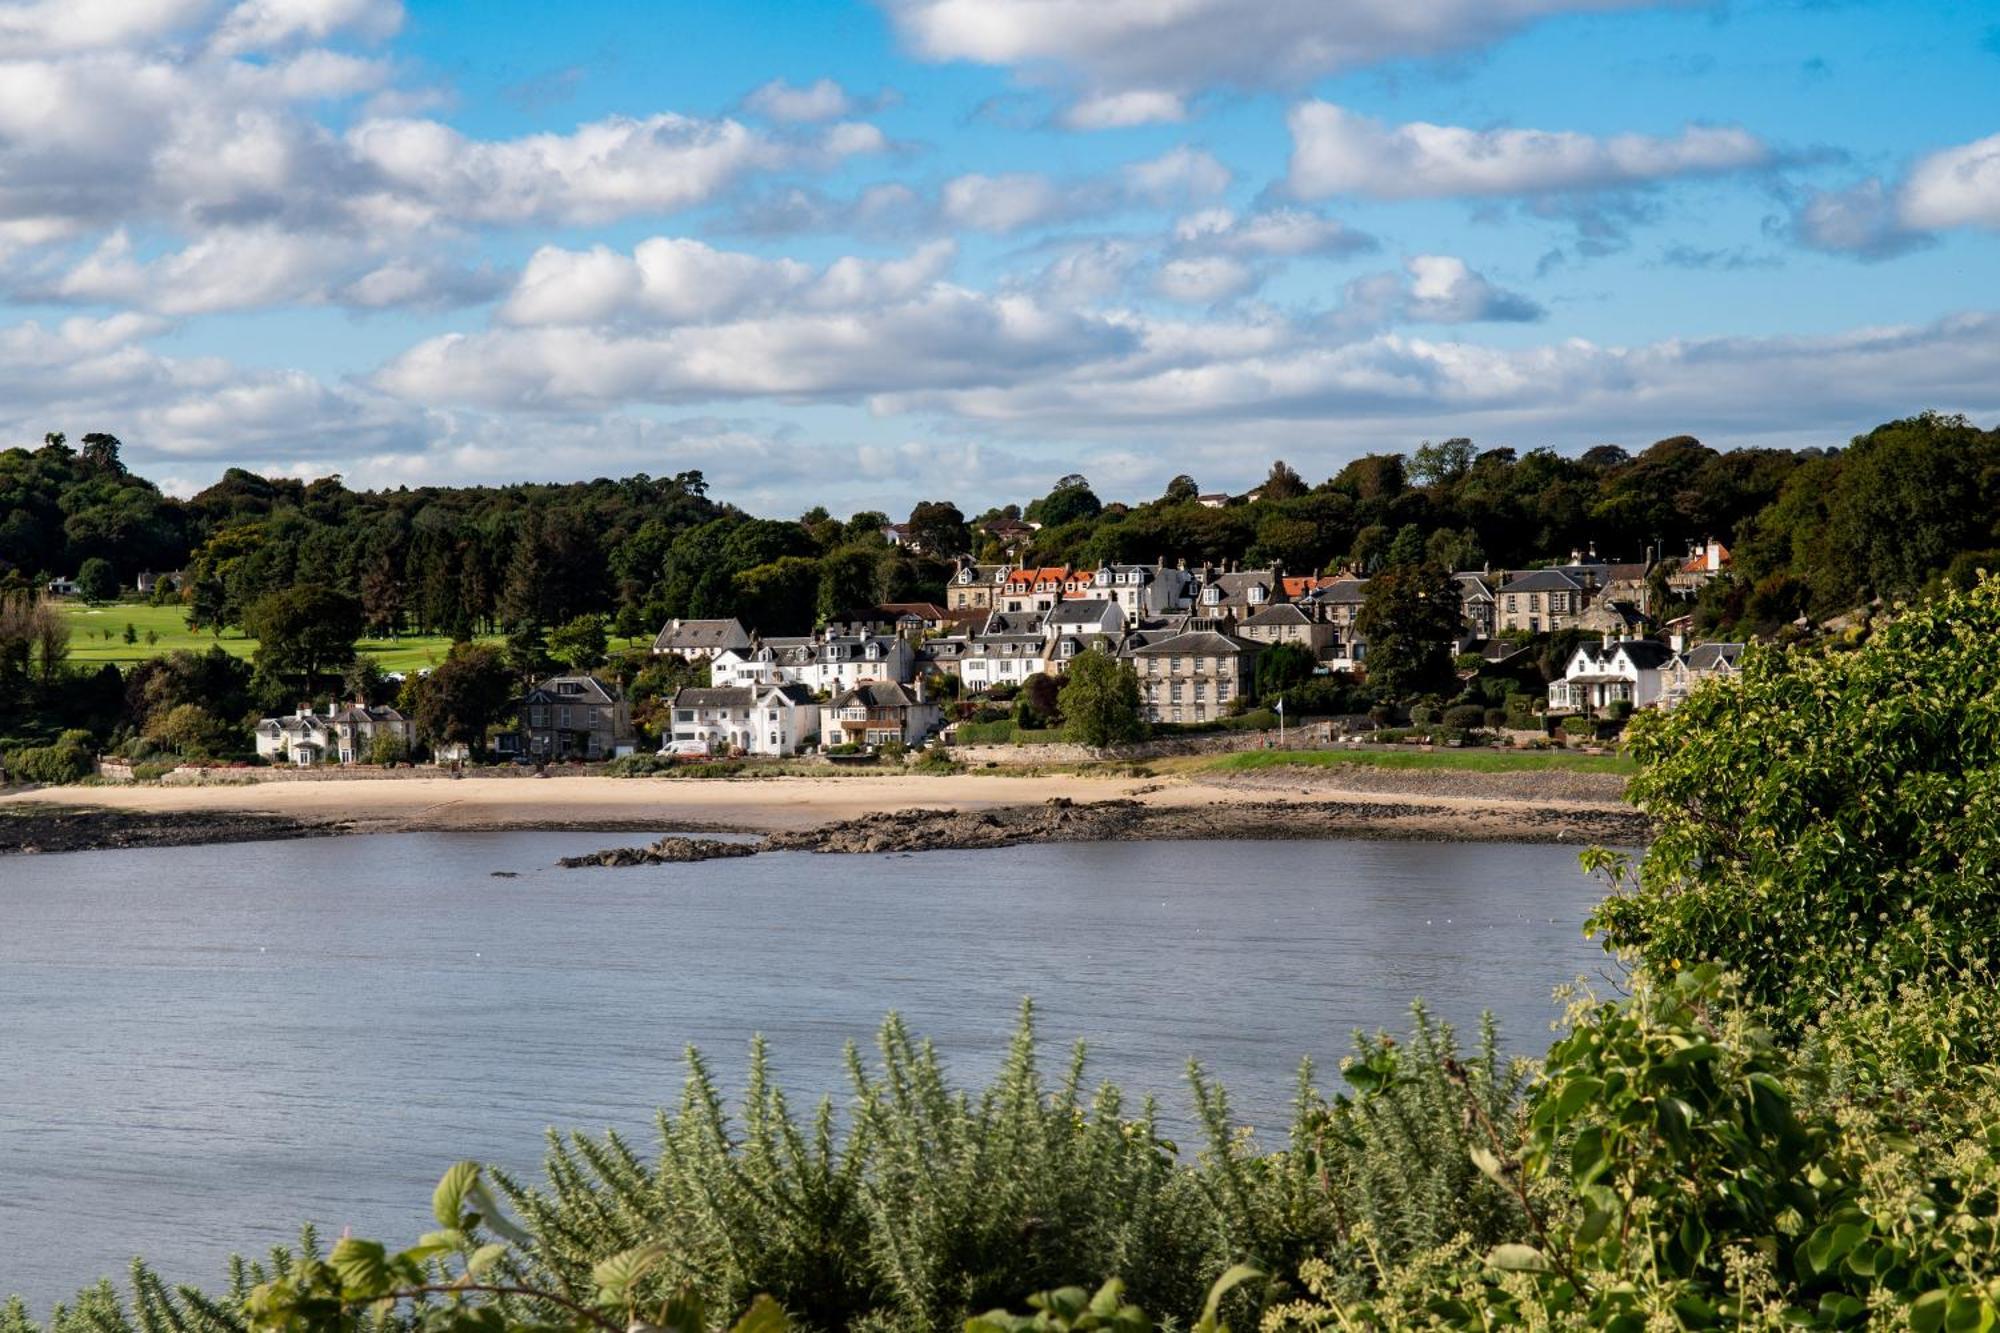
[818,680,942,749]
[958,634,1048,693]
[651,617,753,661]
[256,702,414,765]
[666,683,819,755]
[1081,562,1196,625]
[707,631,914,694]
[1548,638,1677,714]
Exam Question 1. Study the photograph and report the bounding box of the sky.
[0,0,1996,516]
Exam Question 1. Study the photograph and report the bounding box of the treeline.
[3,412,1996,651]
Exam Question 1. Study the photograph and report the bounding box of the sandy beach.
[0,763,1645,853]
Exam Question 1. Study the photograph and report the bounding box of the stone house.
[1494,569,1596,635]
[946,558,1012,614]
[1660,641,1745,709]
[1235,603,1333,655]
[819,680,942,748]
[1123,629,1262,725]
[520,675,635,761]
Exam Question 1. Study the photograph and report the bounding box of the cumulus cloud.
[1900,131,2000,230]
[210,0,404,55]
[877,0,1673,107]
[0,0,210,57]
[1153,255,1258,304]
[940,172,1077,232]
[1401,255,1543,322]
[1288,102,1770,199]
[498,237,955,326]
[1172,207,1376,258]
[1791,178,1932,261]
[1122,145,1231,202]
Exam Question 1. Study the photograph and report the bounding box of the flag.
[1275,697,1284,715]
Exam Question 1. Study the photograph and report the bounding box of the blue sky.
[0,0,1995,515]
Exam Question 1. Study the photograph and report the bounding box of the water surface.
[0,832,1615,1308]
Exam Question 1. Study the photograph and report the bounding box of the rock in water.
[559,836,758,869]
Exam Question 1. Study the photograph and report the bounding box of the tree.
[1030,476,1101,528]
[149,702,232,757]
[1058,652,1143,749]
[548,614,610,672]
[76,556,117,603]
[410,642,515,756]
[1014,672,1061,729]
[342,656,393,705]
[1255,642,1316,703]
[1161,474,1199,505]
[244,585,363,693]
[733,557,819,637]
[1354,563,1460,699]
[1258,460,1307,502]
[1410,437,1475,489]
[905,501,971,558]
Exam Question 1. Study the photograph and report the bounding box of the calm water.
[0,832,1615,1309]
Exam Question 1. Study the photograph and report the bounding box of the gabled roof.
[1309,577,1369,605]
[1501,568,1586,594]
[829,680,924,709]
[526,675,621,705]
[982,610,1044,636]
[1240,603,1312,626]
[1681,642,1744,671]
[1045,598,1120,625]
[651,617,751,653]
[1280,575,1323,599]
[1004,565,1072,588]
[1453,572,1495,600]
[874,601,951,620]
[757,682,818,705]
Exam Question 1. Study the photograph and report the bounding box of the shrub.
[1483,707,1507,729]
[1408,703,1441,727]
[1443,704,1486,730]
[1597,573,2000,1027]
[1559,715,1593,738]
[6,729,95,784]
[1366,703,1397,727]
[1602,698,1632,721]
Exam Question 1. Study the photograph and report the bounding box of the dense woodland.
[4,412,1998,645]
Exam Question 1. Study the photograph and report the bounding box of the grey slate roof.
[830,680,923,708]
[526,675,622,704]
[1681,642,1744,671]
[1239,603,1312,626]
[1126,630,1258,656]
[672,687,756,710]
[1045,598,1120,625]
[1501,568,1586,594]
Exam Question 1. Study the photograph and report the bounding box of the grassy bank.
[58,602,511,673]
[1198,746,1639,777]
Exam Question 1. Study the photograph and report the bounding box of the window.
[531,706,548,726]
[1218,680,1231,699]
[1506,595,1518,611]
[1530,593,1543,611]
[1194,682,1206,701]
[558,707,571,728]
[1170,656,1182,672]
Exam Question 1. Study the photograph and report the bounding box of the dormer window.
[1248,586,1265,604]
[866,644,881,659]
[1203,587,1219,604]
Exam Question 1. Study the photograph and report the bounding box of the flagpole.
[1278,693,1286,748]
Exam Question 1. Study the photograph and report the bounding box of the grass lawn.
[59,602,501,673]
[1198,747,1639,777]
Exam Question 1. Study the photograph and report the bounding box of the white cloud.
[940,172,1075,232]
[1060,89,1187,130]
[743,76,857,122]
[498,237,955,326]
[210,0,403,55]
[1792,179,1929,261]
[1899,131,2000,231]
[0,0,209,57]
[1288,101,1770,199]
[1172,206,1375,258]
[878,0,1673,101]
[1122,145,1230,202]
[1153,255,1257,304]
[1402,255,1543,322]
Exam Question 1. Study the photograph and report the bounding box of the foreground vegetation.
[8,579,2000,1330]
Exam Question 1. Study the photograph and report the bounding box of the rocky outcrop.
[558,836,760,868]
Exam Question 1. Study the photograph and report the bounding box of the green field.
[1198,746,1639,777]
[59,602,499,673]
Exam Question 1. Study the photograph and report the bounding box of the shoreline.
[0,765,1646,855]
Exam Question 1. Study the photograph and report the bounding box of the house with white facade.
[651,618,753,661]
[255,702,414,765]
[1547,638,1677,714]
[1081,561,1196,625]
[666,683,819,755]
[706,631,914,694]
[958,634,1048,693]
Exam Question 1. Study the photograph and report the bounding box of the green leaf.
[1912,1290,1950,1333]
[728,1294,791,1333]
[1553,1076,1602,1120]
[592,1243,669,1303]
[465,1179,532,1247]
[1469,1146,1508,1186]
[433,1161,481,1231]
[328,1238,391,1300]
[1195,1264,1263,1332]
[465,1243,509,1279]
[1485,1244,1551,1273]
